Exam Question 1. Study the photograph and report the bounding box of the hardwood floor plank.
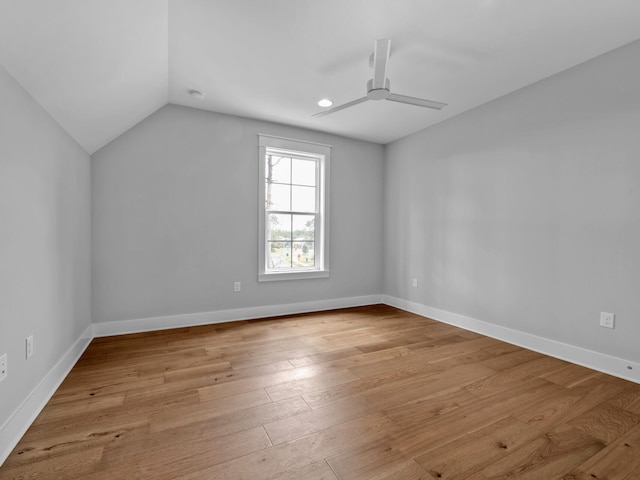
[464,356,569,398]
[413,416,542,480]
[175,412,397,480]
[566,402,640,445]
[50,374,166,404]
[380,365,497,427]
[401,334,470,353]
[197,363,343,402]
[0,446,104,479]
[3,418,149,470]
[288,347,363,368]
[363,459,435,480]
[325,383,543,478]
[402,342,470,362]
[264,399,372,446]
[539,362,603,388]
[74,345,208,371]
[123,359,294,405]
[562,424,640,480]
[149,388,272,432]
[326,439,409,480]
[478,425,605,480]
[608,385,640,415]
[99,426,272,479]
[265,369,358,402]
[2,305,639,480]
[321,345,416,370]
[346,353,443,381]
[353,329,436,353]
[29,392,126,426]
[477,347,544,371]
[160,396,311,441]
[268,460,339,480]
[427,348,493,369]
[301,363,445,410]
[332,384,532,480]
[163,360,232,382]
[515,379,628,433]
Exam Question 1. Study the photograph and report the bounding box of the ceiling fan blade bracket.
[366,78,390,100]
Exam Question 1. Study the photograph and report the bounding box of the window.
[258,134,330,281]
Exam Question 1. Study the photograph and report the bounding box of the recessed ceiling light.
[189,89,205,100]
[318,98,333,108]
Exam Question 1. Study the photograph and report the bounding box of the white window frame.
[258,134,330,282]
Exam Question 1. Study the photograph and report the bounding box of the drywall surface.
[384,39,640,363]
[92,105,384,323]
[0,65,91,432]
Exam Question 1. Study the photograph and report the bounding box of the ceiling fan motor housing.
[367,78,390,100]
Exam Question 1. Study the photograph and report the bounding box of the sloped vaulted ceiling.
[0,0,168,154]
[1,0,640,154]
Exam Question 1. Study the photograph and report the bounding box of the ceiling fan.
[313,39,447,118]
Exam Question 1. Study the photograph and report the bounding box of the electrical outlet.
[234,281,241,292]
[0,353,7,382]
[26,335,34,359]
[600,312,615,329]
[412,278,418,288]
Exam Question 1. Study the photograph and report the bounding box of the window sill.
[258,270,330,282]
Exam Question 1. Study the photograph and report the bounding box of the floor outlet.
[600,312,615,329]
[0,353,7,382]
[26,335,34,359]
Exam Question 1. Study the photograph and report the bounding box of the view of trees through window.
[265,153,318,270]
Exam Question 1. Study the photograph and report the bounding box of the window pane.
[267,213,293,270]
[292,242,315,268]
[291,158,316,186]
[292,214,315,241]
[267,183,290,211]
[291,185,315,213]
[268,213,291,242]
[267,241,292,270]
[266,155,290,184]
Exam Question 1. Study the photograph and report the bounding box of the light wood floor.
[2,305,640,479]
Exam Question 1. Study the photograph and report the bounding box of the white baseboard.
[0,324,93,466]
[93,294,383,337]
[382,295,640,384]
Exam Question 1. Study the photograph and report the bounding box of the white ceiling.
[1,1,640,154]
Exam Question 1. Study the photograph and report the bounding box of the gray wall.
[384,40,640,363]
[92,105,384,324]
[0,65,91,428]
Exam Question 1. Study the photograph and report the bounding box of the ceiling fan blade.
[386,93,447,110]
[312,97,368,117]
[372,39,391,90]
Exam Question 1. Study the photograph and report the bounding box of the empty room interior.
[2,1,640,478]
